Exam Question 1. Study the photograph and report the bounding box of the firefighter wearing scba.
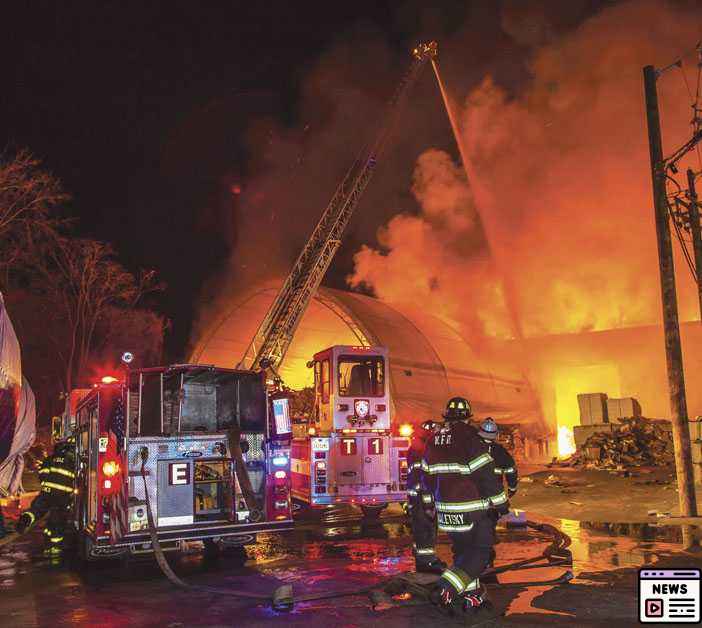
[478,418,518,497]
[478,417,518,567]
[421,397,508,616]
[16,440,76,552]
[406,420,446,574]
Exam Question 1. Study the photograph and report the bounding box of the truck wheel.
[360,505,387,519]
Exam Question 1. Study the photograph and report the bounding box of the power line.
[667,196,698,284]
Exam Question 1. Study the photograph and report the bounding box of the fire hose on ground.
[138,446,573,611]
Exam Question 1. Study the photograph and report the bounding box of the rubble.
[552,417,675,470]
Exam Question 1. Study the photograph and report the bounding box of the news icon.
[639,568,700,623]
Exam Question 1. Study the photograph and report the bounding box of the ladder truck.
[238,42,438,517]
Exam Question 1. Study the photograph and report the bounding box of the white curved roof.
[191,284,542,426]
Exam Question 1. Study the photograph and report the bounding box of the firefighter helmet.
[421,420,439,431]
[478,417,499,440]
[443,397,472,421]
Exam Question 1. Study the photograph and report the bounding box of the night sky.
[0,1,605,360]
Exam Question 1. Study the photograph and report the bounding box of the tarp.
[0,376,35,496]
[0,292,22,467]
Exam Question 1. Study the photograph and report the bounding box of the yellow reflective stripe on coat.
[421,494,433,504]
[438,521,475,532]
[489,491,508,506]
[40,481,74,493]
[442,568,468,593]
[423,453,493,476]
[48,467,75,478]
[26,511,36,525]
[435,499,490,513]
[413,545,435,555]
[407,489,418,497]
[465,578,480,592]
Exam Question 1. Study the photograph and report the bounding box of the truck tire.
[360,504,387,519]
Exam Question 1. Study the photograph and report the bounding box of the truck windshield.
[337,356,385,397]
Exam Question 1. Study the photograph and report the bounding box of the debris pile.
[554,417,674,469]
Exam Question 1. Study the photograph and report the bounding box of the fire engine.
[58,362,293,560]
[291,345,412,517]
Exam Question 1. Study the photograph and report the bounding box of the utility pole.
[687,168,702,322]
[644,65,698,548]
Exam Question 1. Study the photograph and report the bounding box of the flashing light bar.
[274,470,287,479]
[399,424,414,437]
[272,456,288,467]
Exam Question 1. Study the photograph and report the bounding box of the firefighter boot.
[462,586,498,622]
[429,583,462,617]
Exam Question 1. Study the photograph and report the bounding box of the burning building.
[190,282,543,432]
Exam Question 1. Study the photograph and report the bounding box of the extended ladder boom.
[239,42,437,372]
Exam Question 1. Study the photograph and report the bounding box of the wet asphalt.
[0,504,696,627]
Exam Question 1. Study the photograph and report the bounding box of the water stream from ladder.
[430,59,526,345]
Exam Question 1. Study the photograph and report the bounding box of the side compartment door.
[335,435,362,485]
[361,435,390,485]
[157,460,194,527]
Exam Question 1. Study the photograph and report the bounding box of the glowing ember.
[557,426,576,458]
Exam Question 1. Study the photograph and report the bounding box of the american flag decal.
[108,395,128,544]
[109,393,126,453]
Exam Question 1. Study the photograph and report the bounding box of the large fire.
[557,426,576,458]
[348,1,702,434]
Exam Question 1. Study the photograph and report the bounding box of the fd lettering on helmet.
[169,462,190,485]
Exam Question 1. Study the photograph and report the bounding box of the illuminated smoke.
[350,0,702,339]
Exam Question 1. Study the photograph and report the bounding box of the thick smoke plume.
[350,0,702,341]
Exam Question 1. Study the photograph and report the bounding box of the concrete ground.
[512,464,682,523]
[0,500,697,627]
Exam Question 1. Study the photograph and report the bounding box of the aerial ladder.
[238,41,438,374]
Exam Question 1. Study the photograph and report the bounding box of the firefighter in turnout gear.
[16,440,76,552]
[407,420,446,574]
[478,418,518,496]
[478,417,518,568]
[421,397,508,617]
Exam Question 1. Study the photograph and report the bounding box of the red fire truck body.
[66,364,293,560]
[291,346,410,514]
